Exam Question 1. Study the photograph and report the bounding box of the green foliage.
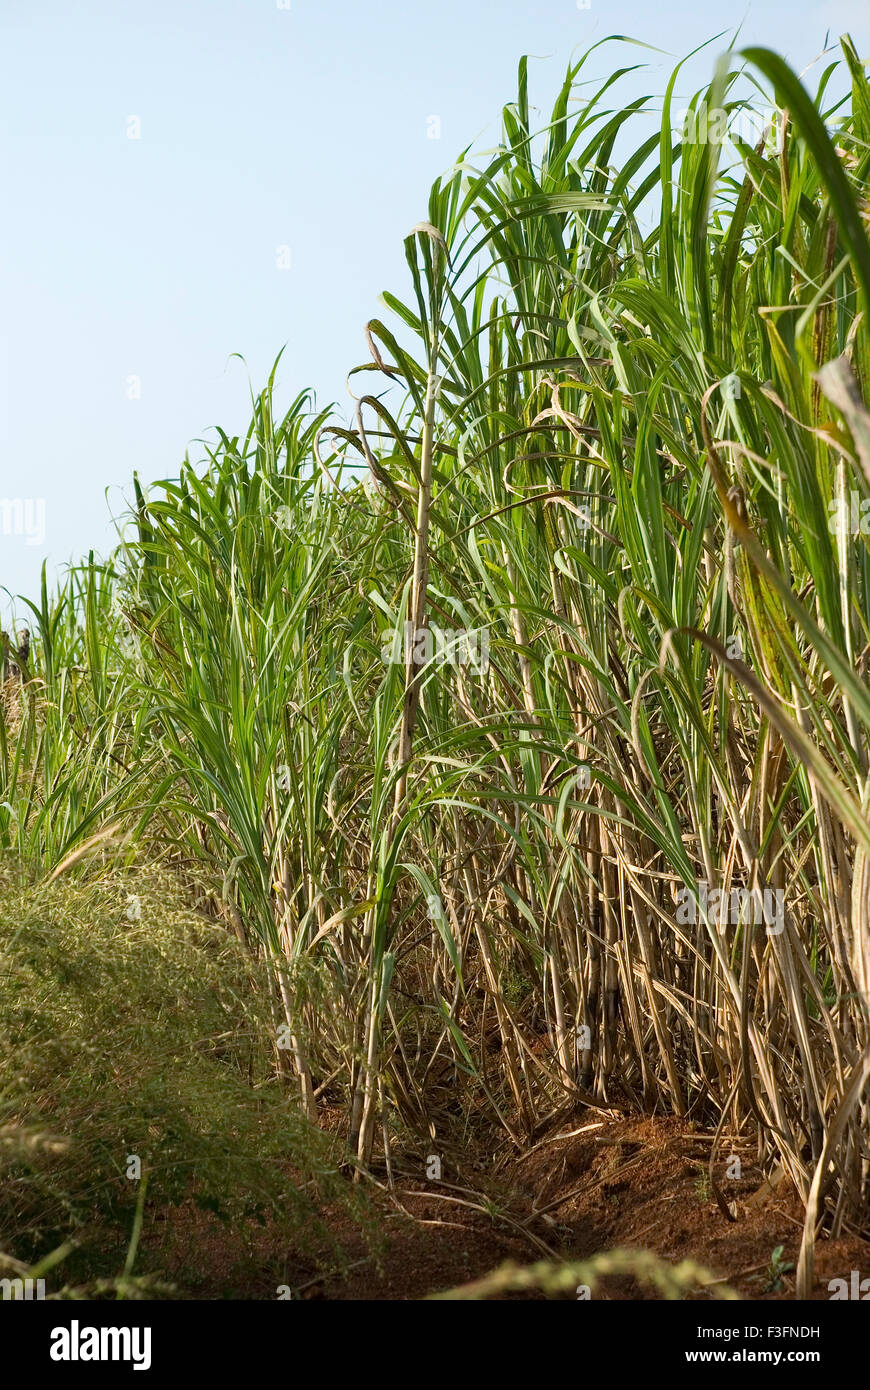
[0,859,366,1289]
[754,1243,795,1294]
[2,35,870,1296]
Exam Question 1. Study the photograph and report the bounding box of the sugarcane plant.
[2,34,870,1288]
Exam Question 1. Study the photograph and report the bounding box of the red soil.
[146,1112,870,1300]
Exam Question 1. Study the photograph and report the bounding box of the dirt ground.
[146,1111,870,1300]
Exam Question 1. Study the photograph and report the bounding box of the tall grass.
[3,36,870,1293]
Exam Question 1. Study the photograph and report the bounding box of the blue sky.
[1,0,868,615]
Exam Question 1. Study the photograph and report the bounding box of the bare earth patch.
[145,1113,870,1300]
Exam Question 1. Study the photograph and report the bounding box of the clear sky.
[1,0,867,617]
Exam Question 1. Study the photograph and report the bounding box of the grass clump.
[0,858,368,1295]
